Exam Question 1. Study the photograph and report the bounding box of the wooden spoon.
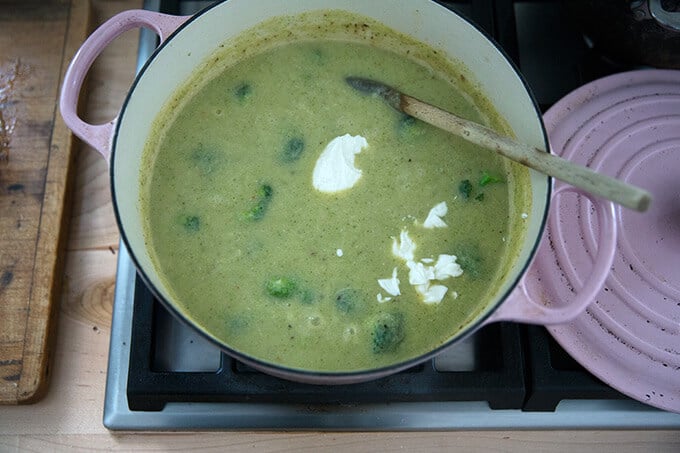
[346,77,651,212]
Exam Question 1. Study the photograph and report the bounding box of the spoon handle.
[402,94,652,212]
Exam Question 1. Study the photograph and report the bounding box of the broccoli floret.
[180,215,200,233]
[334,288,363,314]
[190,146,219,175]
[400,114,416,129]
[458,179,473,199]
[242,184,273,221]
[257,184,273,199]
[228,314,251,332]
[300,288,317,305]
[264,277,320,304]
[310,47,326,64]
[397,114,424,139]
[233,82,252,102]
[265,276,298,298]
[479,171,504,187]
[371,312,405,354]
[242,204,267,221]
[280,137,305,163]
[455,243,483,278]
[459,173,503,201]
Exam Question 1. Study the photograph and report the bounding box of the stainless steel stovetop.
[103,0,680,430]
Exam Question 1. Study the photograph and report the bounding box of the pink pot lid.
[541,69,680,413]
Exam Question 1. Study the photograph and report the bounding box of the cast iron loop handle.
[484,186,617,325]
[59,10,190,161]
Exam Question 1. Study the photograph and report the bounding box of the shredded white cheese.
[392,229,416,261]
[386,228,464,305]
[416,283,449,304]
[312,134,368,193]
[423,201,448,228]
[405,254,462,304]
[433,254,463,280]
[406,260,435,285]
[376,294,392,303]
[378,267,401,297]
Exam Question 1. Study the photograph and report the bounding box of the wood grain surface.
[0,0,90,404]
[0,0,678,450]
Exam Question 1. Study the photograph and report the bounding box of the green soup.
[142,11,530,372]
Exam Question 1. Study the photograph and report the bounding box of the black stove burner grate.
[127,278,624,413]
[125,0,630,414]
[127,277,527,411]
[522,326,625,411]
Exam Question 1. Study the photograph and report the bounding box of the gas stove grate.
[109,0,677,428]
[127,276,528,411]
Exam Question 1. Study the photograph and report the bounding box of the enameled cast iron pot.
[60,0,617,384]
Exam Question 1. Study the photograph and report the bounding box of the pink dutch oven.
[60,0,616,384]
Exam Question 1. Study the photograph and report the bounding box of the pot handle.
[59,10,191,162]
[484,185,617,325]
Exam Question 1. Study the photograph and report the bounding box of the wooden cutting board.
[0,0,90,404]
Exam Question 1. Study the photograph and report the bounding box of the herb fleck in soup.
[141,11,530,372]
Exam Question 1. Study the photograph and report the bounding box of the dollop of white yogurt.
[312,134,368,193]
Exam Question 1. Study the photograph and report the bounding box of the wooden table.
[1,1,678,450]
